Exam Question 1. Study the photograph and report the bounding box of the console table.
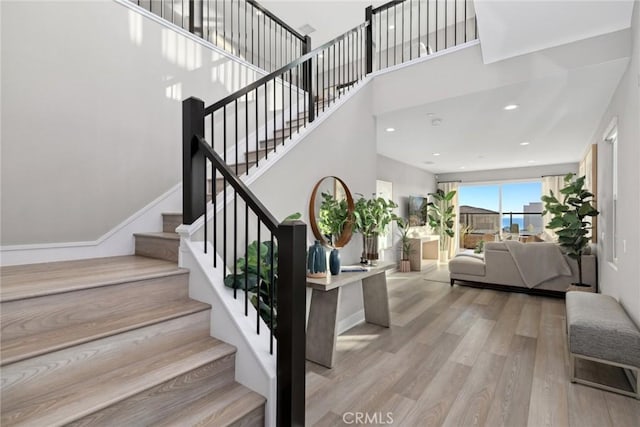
[306,262,394,368]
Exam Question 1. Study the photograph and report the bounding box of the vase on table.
[307,240,327,278]
[329,248,341,275]
[361,233,379,266]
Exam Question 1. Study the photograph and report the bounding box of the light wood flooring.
[305,267,640,426]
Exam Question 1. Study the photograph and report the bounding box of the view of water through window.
[458,181,543,249]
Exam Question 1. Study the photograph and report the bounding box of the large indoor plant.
[352,194,399,264]
[541,173,599,287]
[427,188,457,263]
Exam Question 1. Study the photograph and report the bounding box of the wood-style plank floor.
[305,267,640,426]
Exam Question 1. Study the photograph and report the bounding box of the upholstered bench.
[566,291,640,399]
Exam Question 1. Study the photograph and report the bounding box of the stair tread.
[0,255,187,302]
[133,231,180,240]
[157,382,266,427]
[1,336,235,427]
[1,298,209,366]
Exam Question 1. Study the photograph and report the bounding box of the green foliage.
[474,240,485,254]
[318,192,350,247]
[352,194,399,237]
[396,218,413,260]
[223,212,301,331]
[541,173,599,260]
[427,189,457,251]
[541,174,599,286]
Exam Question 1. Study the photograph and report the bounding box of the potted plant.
[352,194,399,265]
[317,191,352,274]
[541,173,599,287]
[318,191,351,248]
[397,218,412,272]
[427,189,457,263]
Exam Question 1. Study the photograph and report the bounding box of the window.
[458,181,542,249]
[606,123,618,263]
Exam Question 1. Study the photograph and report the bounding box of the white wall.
[436,162,579,183]
[376,154,436,263]
[249,82,377,333]
[1,0,264,245]
[593,1,640,325]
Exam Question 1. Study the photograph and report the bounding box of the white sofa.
[448,241,597,295]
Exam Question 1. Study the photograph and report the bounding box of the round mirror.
[309,176,355,248]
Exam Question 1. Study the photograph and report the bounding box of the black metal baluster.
[410,0,413,60]
[230,0,234,55]
[465,0,467,42]
[427,0,430,54]
[378,10,382,70]
[203,157,207,254]
[272,79,277,152]
[296,65,300,132]
[418,0,421,57]
[394,5,397,65]
[255,87,259,166]
[244,1,247,59]
[264,82,268,159]
[256,222,261,333]
[455,0,457,46]
[290,68,293,138]
[224,181,229,296]
[401,1,405,63]
[244,202,249,315]
[235,99,238,174]
[386,8,389,68]
[223,105,227,162]
[281,75,285,146]
[233,190,237,303]
[445,0,447,49]
[212,166,217,266]
[269,232,275,352]
[245,93,249,175]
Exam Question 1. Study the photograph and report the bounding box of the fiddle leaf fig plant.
[352,194,399,237]
[427,189,457,252]
[224,212,301,331]
[318,191,350,247]
[541,173,599,286]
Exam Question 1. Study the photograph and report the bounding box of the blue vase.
[329,248,341,275]
[307,240,327,278]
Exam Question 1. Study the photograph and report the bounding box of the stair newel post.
[188,0,204,37]
[182,97,206,225]
[303,35,315,123]
[365,6,373,74]
[276,220,307,427]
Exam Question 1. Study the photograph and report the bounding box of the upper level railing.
[371,0,478,71]
[132,0,309,72]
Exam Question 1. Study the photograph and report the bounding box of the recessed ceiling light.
[423,161,434,165]
[520,141,530,146]
[503,104,519,111]
[426,112,435,117]
[528,160,536,163]
[385,127,395,132]
[459,166,466,169]
[389,25,395,30]
[431,118,442,126]
[432,152,441,156]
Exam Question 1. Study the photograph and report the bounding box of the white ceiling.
[261,1,635,175]
[376,55,628,173]
[475,0,636,64]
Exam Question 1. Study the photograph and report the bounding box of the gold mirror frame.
[309,176,355,248]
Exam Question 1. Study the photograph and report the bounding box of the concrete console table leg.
[362,272,390,327]
[306,287,341,368]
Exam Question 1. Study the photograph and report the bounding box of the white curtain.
[437,181,459,258]
[541,175,564,242]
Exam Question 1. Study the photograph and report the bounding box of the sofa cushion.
[566,292,640,368]
[449,255,485,276]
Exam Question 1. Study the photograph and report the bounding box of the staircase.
[0,213,265,426]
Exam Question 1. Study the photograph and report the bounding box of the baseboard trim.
[337,309,365,335]
[1,183,182,266]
